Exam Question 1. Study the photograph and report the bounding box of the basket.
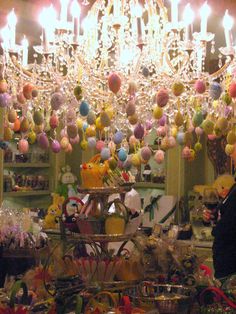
[81,154,109,188]
[126,282,194,313]
[76,217,104,234]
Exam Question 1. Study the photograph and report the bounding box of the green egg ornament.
[172,81,184,96]
[87,111,96,125]
[193,111,204,127]
[100,111,111,127]
[33,110,44,126]
[201,119,214,135]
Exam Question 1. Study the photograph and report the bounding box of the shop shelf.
[4,162,50,168]
[3,190,51,197]
[134,182,165,189]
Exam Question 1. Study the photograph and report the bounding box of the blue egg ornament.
[118,148,127,161]
[79,101,90,116]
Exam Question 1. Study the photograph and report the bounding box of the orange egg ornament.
[23,83,35,100]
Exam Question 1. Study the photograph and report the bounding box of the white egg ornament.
[101,147,111,160]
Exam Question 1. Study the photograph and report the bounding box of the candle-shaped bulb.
[183,3,194,25]
[21,35,28,67]
[223,10,234,30]
[7,9,17,28]
[60,0,70,22]
[7,9,17,48]
[170,0,180,27]
[135,4,143,43]
[223,10,234,48]
[1,26,10,48]
[71,0,81,43]
[134,3,143,18]
[200,2,211,37]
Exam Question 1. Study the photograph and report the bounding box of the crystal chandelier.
[1,0,236,163]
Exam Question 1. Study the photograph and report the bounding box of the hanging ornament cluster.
[1,68,236,167]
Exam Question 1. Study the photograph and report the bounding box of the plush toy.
[56,165,78,199]
[194,173,235,198]
[43,193,65,229]
[62,196,84,232]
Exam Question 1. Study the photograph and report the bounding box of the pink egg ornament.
[18,139,29,154]
[156,88,169,107]
[194,80,206,94]
[229,82,236,98]
[96,140,105,152]
[141,146,152,161]
[51,140,61,153]
[154,150,165,164]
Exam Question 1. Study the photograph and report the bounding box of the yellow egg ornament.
[153,106,163,119]
[105,106,114,119]
[95,117,103,130]
[76,118,84,130]
[225,144,234,156]
[80,139,88,150]
[171,126,178,137]
[60,137,69,149]
[4,127,13,141]
[174,111,184,127]
[28,131,37,144]
[86,126,96,137]
[131,154,141,167]
[227,130,236,145]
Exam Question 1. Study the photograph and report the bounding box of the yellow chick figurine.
[194,173,235,198]
[43,193,65,229]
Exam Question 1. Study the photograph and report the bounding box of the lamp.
[0,0,236,165]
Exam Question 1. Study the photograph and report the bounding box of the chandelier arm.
[164,52,177,75]
[210,56,234,80]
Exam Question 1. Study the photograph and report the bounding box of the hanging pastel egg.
[134,123,144,139]
[168,136,176,148]
[208,134,217,141]
[88,137,97,149]
[158,114,167,126]
[225,106,232,117]
[13,118,20,132]
[8,109,17,123]
[49,114,59,129]
[157,126,166,137]
[0,93,10,108]
[4,127,12,141]
[100,111,111,127]
[127,81,138,95]
[182,146,191,159]
[67,124,78,139]
[20,117,30,133]
[128,113,138,125]
[0,80,8,93]
[188,149,196,162]
[171,126,178,137]
[227,130,236,145]
[66,109,76,123]
[156,88,169,107]
[33,110,44,126]
[38,133,49,150]
[209,82,222,100]
[65,143,73,153]
[176,131,185,145]
[131,153,141,166]
[141,146,152,161]
[118,148,127,161]
[172,81,184,96]
[128,135,137,146]
[215,117,228,133]
[60,136,69,149]
[51,92,65,110]
[51,140,61,153]
[161,137,170,151]
[79,101,90,116]
[229,82,236,98]
[184,132,193,146]
[60,128,67,138]
[126,100,136,116]
[202,119,214,135]
[101,147,111,160]
[80,139,88,150]
[222,92,232,105]
[114,131,124,144]
[186,119,194,133]
[154,150,165,164]
[195,127,203,136]
[85,125,96,137]
[145,120,152,131]
[108,157,118,170]
[87,111,96,125]
[193,111,204,127]
[108,72,121,94]
[225,144,234,156]
[174,111,184,127]
[153,106,163,119]
[95,117,103,130]
[18,139,29,154]
[96,140,105,152]
[28,131,37,144]
[74,85,83,101]
[194,80,206,94]
[142,67,149,77]
[70,134,80,145]
[23,83,35,100]
[194,141,203,152]
[105,106,114,119]
[17,92,26,104]
[76,118,84,130]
